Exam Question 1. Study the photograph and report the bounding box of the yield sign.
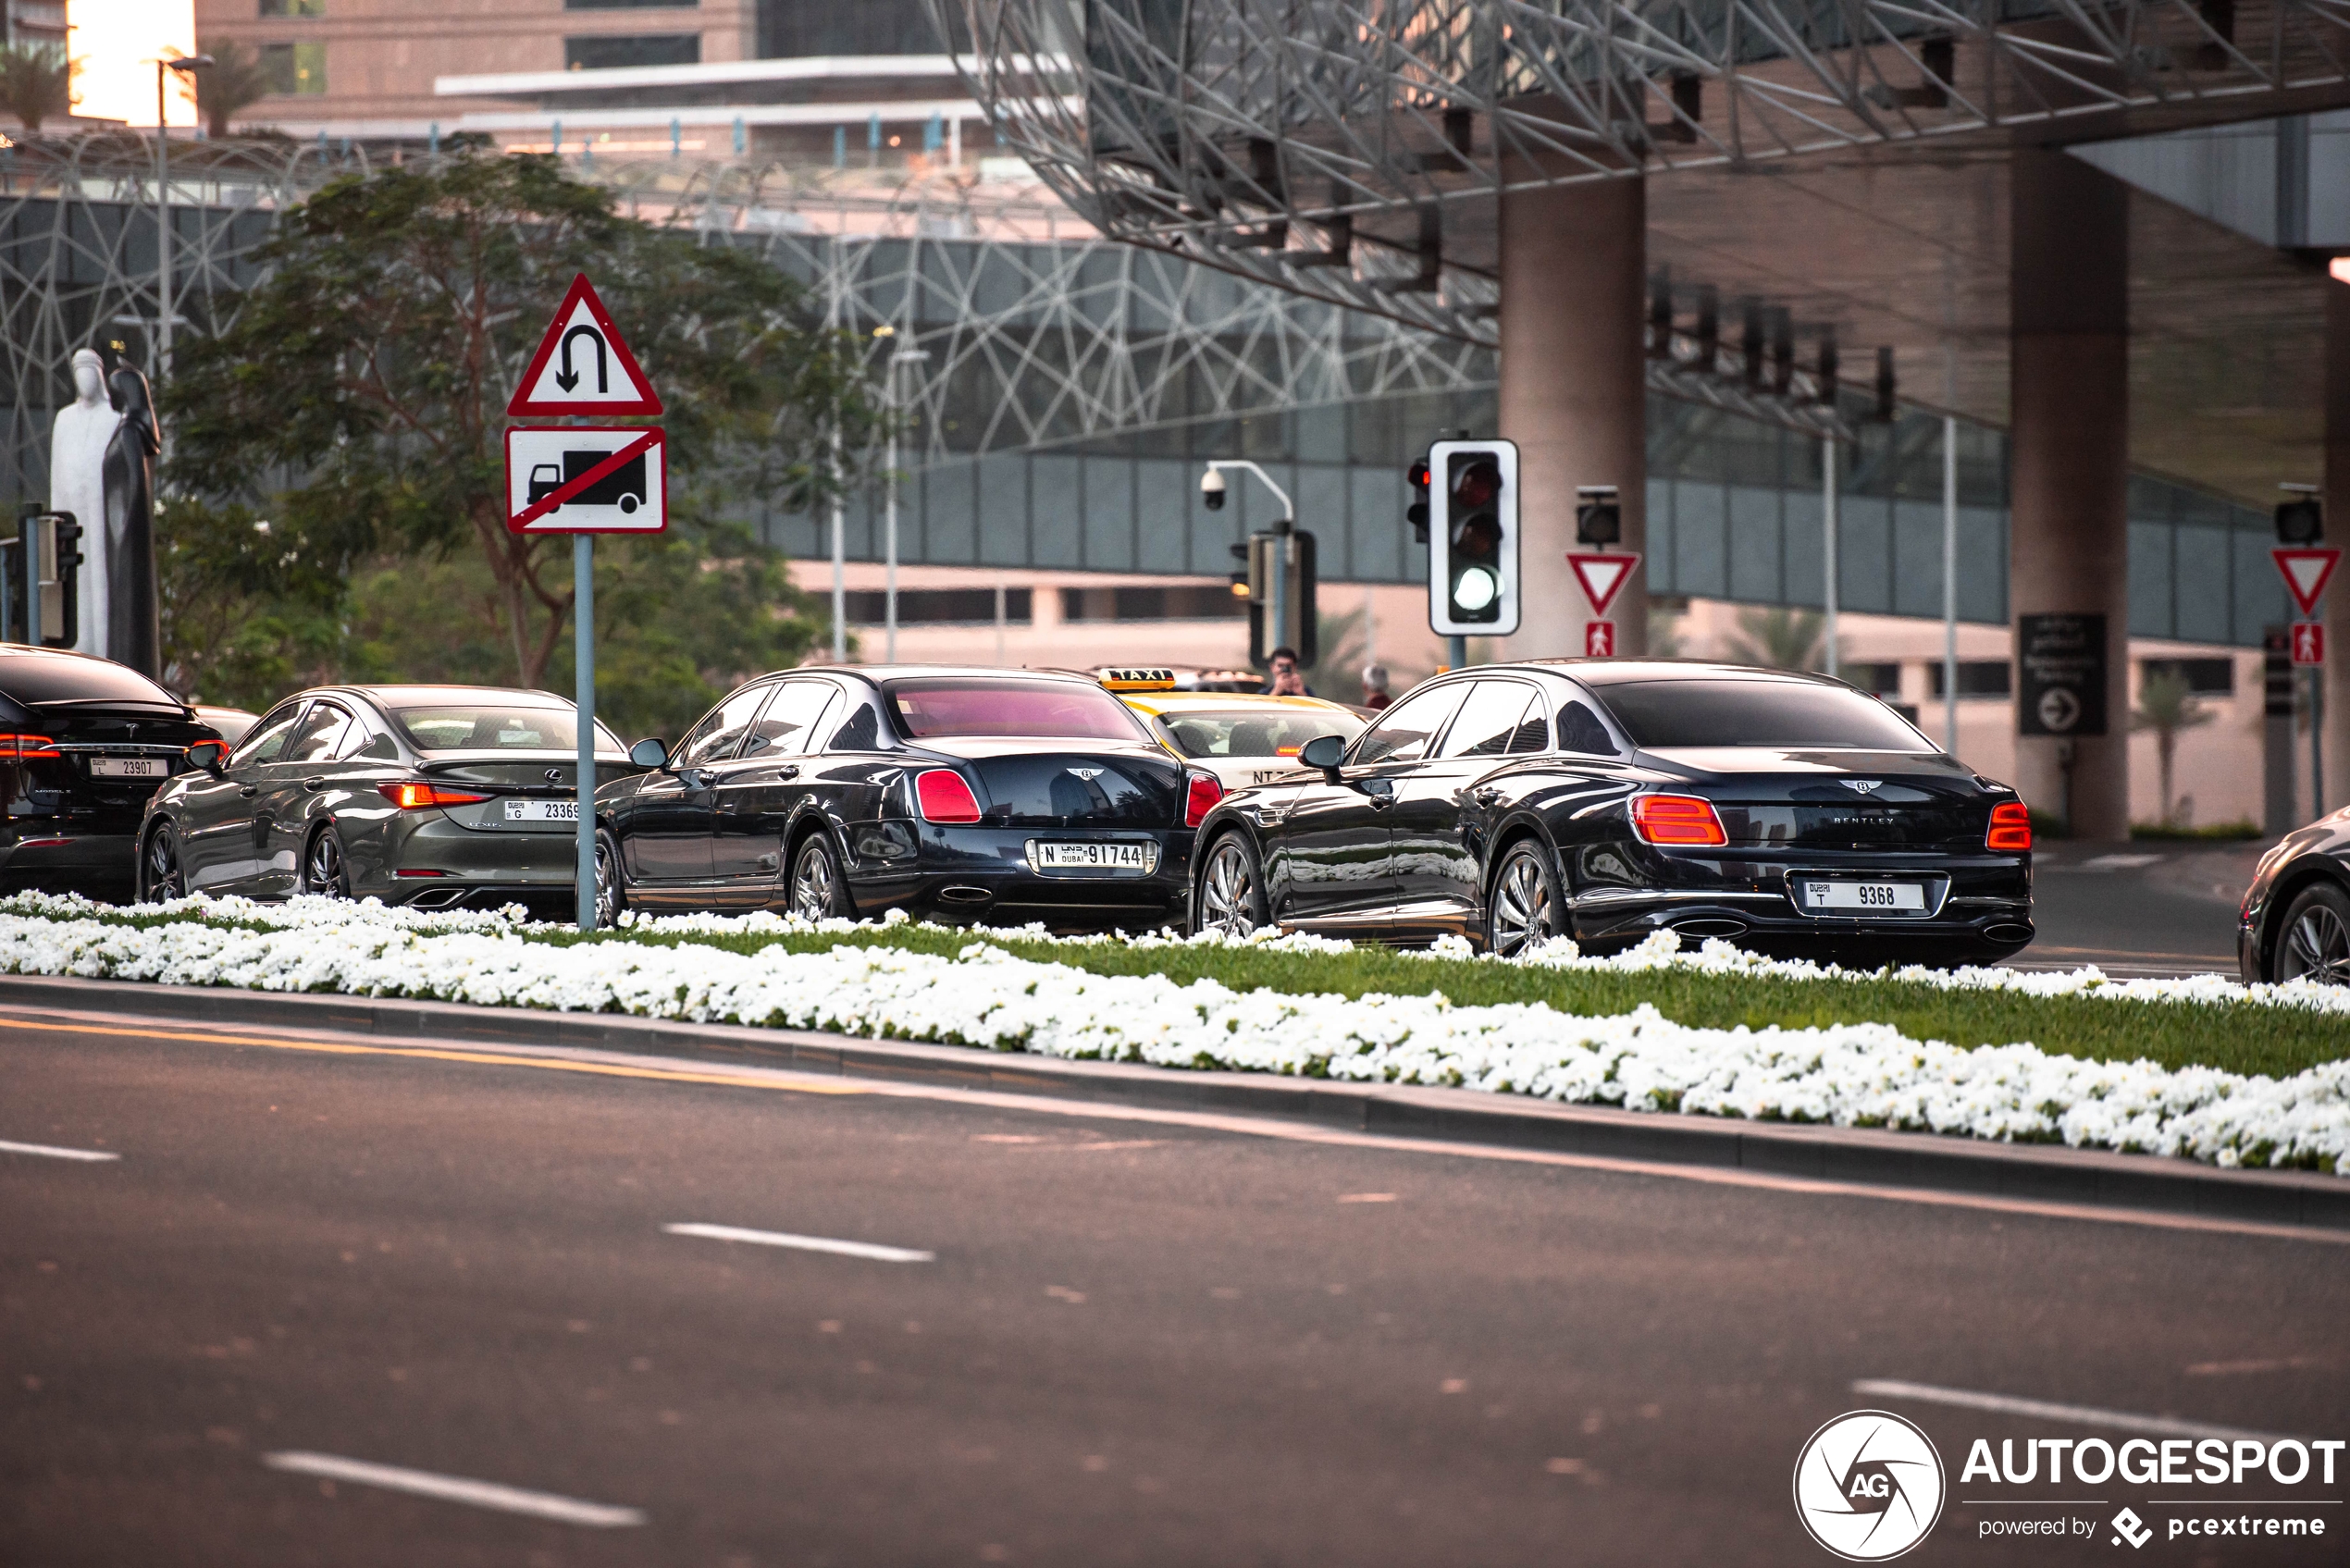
[508,272,663,416]
[2272,547,2341,618]
[1566,551,1641,616]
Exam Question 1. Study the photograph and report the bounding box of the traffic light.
[2275,492,2323,544]
[1575,486,1621,546]
[1243,525,1317,668]
[1427,438,1518,636]
[3,507,80,648]
[1406,456,1430,544]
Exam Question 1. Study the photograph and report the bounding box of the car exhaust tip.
[937,885,994,906]
[406,885,469,909]
[1672,918,1749,939]
[1983,922,2034,944]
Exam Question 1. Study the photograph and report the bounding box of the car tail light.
[392,869,451,878]
[377,782,490,810]
[914,769,983,823]
[0,734,61,759]
[1183,770,1224,828]
[1630,794,1728,846]
[1986,800,2033,852]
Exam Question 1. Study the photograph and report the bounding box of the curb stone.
[4,972,2345,1231]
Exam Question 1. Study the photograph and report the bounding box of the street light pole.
[883,343,929,663]
[1203,459,1297,661]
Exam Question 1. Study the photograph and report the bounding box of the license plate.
[90,757,167,779]
[1027,839,1157,874]
[504,798,580,823]
[1799,879,1925,913]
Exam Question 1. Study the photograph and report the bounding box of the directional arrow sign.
[2273,547,2341,618]
[508,273,663,417]
[1565,551,1642,616]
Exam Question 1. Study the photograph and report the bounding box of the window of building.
[842,587,1031,626]
[563,33,701,69]
[1058,585,1245,622]
[567,0,695,8]
[260,42,326,94]
[756,0,955,57]
[2140,658,2234,698]
[1927,661,2013,698]
[1844,662,1902,696]
[258,0,325,16]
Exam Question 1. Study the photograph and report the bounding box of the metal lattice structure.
[933,0,2350,344]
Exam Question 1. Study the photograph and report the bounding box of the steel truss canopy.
[932,0,2350,345]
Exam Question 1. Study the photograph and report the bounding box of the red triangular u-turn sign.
[2273,548,2341,618]
[1566,551,1642,616]
[508,273,663,417]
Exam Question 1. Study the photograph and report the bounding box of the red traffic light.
[1451,459,1503,511]
[1407,459,1429,492]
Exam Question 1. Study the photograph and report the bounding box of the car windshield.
[886,679,1145,742]
[1156,709,1365,759]
[1594,679,1932,750]
[0,648,184,709]
[390,703,623,753]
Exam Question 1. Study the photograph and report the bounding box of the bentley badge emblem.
[1840,779,1882,794]
[1067,767,1104,781]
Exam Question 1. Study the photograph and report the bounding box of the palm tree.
[1725,606,1832,672]
[0,42,75,133]
[2132,668,2215,826]
[191,42,273,140]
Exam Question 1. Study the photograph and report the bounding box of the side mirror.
[186,738,229,775]
[1298,733,1348,780]
[629,737,670,771]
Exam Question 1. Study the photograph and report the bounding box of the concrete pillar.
[1499,175,1647,661]
[2009,149,2132,840]
[2324,272,2350,818]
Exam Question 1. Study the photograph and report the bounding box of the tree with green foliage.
[0,42,74,132]
[1725,605,1836,673]
[164,150,881,698]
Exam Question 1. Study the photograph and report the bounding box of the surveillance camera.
[1200,468,1226,512]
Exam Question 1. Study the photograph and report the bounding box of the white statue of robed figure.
[49,348,118,657]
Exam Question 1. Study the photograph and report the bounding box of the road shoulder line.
[2,971,2343,1233]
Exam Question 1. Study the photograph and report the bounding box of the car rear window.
[886,679,1146,742]
[1156,709,1364,759]
[0,648,184,708]
[390,703,622,753]
[1594,679,1931,750]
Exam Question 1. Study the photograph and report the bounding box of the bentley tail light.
[0,734,62,759]
[1630,794,1728,846]
[377,782,490,810]
[1986,801,2033,852]
[915,769,983,823]
[1183,770,1224,828]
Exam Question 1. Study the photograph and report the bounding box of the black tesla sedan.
[595,665,1219,932]
[0,645,218,902]
[141,685,633,916]
[1190,660,2035,964]
[2235,810,2350,985]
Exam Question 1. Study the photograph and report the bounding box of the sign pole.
[575,534,597,932]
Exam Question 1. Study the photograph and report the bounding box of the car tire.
[301,825,352,898]
[1487,837,1566,958]
[2271,881,2350,986]
[788,833,850,921]
[593,828,627,928]
[1194,832,1268,939]
[140,822,185,902]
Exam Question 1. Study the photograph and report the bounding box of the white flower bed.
[0,893,2344,1176]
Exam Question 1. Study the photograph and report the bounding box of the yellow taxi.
[1097,669,1368,793]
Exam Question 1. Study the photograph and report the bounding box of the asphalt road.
[2012,843,2265,977]
[5,1009,2344,1567]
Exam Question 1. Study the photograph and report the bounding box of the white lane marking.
[14,1002,2347,1248]
[0,1138,118,1162]
[662,1222,934,1264]
[1852,1380,2306,1443]
[262,1451,646,1527]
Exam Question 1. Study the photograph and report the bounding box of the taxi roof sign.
[1098,667,1177,691]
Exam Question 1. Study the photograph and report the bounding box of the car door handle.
[239,784,258,798]
[303,777,326,791]
[1472,787,1502,806]
[778,765,800,781]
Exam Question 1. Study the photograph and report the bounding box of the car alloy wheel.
[1197,836,1263,938]
[594,831,625,927]
[790,836,844,920]
[2276,885,2350,986]
[303,828,350,898]
[142,825,184,901]
[1488,842,1561,958]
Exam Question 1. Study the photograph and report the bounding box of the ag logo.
[1793,1410,1946,1562]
